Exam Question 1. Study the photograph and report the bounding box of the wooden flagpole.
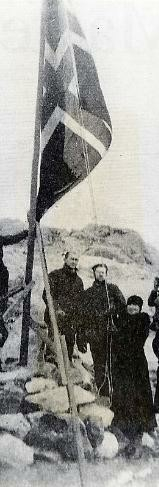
[20,0,86,481]
[20,0,46,366]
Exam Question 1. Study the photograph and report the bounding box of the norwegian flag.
[36,0,112,221]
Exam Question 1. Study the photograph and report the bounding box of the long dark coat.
[148,289,159,330]
[0,315,8,348]
[43,264,84,360]
[111,312,157,438]
[0,263,9,314]
[77,280,126,395]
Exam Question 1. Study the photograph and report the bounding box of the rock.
[79,403,114,428]
[78,346,93,368]
[25,412,93,461]
[20,397,41,415]
[26,412,45,428]
[69,363,85,385]
[34,363,61,383]
[95,432,119,459]
[25,385,95,414]
[95,395,112,408]
[34,449,62,464]
[72,358,93,389]
[109,426,129,452]
[0,433,34,468]
[142,432,155,449]
[25,377,57,394]
[0,383,24,414]
[0,367,32,385]
[84,416,104,448]
[25,426,58,451]
[0,413,30,439]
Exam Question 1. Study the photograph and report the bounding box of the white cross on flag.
[36,0,112,221]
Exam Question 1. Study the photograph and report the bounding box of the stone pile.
[0,362,137,469]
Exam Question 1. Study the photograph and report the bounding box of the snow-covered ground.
[1,439,159,487]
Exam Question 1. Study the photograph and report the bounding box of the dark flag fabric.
[36,0,112,221]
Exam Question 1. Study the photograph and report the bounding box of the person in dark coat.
[0,245,9,315]
[0,229,28,314]
[77,263,126,397]
[148,276,159,330]
[152,331,159,413]
[111,295,156,452]
[43,251,84,361]
[148,277,159,412]
[0,229,28,370]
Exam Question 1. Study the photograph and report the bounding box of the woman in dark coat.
[111,295,157,445]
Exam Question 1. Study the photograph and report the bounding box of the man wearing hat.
[42,250,84,362]
[77,263,126,397]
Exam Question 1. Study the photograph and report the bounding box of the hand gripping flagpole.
[19,0,46,365]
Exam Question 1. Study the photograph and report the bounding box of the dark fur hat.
[127,295,143,310]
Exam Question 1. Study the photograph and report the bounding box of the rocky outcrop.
[24,379,95,414]
[0,365,119,467]
[0,413,30,439]
[95,432,119,459]
[25,412,93,461]
[0,382,24,414]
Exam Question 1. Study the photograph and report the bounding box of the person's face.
[65,252,79,270]
[94,266,107,282]
[127,304,140,315]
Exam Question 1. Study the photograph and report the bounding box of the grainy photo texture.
[0,0,159,485]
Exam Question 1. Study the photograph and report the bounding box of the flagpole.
[36,223,67,385]
[19,0,46,366]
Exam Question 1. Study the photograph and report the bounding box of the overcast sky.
[0,0,159,248]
